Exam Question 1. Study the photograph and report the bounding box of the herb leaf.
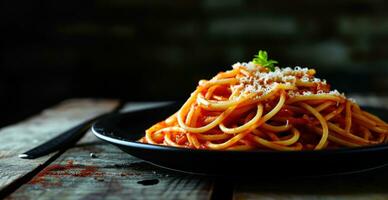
[253,50,278,72]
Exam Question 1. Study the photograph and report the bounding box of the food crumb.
[94,177,104,182]
[90,153,97,158]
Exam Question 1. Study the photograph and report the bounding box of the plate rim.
[91,111,388,156]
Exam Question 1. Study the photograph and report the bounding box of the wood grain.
[233,167,388,200]
[0,99,119,192]
[5,102,214,200]
[5,97,388,200]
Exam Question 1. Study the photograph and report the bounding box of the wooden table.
[1,98,388,200]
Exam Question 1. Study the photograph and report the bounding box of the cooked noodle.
[140,57,388,151]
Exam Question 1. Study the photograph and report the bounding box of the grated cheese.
[230,62,345,99]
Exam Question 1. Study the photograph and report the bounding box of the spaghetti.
[140,52,388,151]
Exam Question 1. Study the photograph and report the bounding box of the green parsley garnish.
[252,50,278,72]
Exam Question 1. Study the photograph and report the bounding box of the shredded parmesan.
[230,62,345,99]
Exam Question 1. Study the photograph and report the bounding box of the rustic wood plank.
[5,103,214,200]
[0,99,118,192]
[7,96,387,199]
[233,168,388,200]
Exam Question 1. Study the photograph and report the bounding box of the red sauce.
[287,117,309,124]
[28,160,103,187]
[317,82,331,92]
[276,108,294,117]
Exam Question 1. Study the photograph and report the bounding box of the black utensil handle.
[19,113,110,159]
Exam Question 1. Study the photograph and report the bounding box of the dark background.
[2,0,388,127]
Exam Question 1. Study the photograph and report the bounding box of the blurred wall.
[1,0,388,126]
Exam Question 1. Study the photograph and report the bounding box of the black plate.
[92,103,388,176]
